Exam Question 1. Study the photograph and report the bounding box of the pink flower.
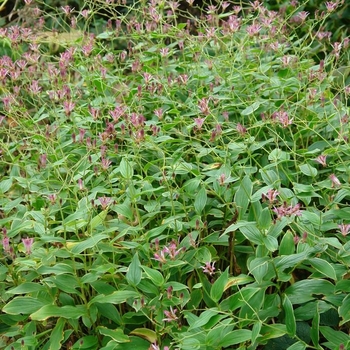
[101,158,112,170]
[22,237,34,254]
[315,155,327,167]
[194,117,205,130]
[154,250,167,263]
[329,174,341,187]
[338,224,350,236]
[163,306,178,322]
[262,189,279,204]
[2,235,10,253]
[236,123,246,135]
[98,196,112,210]
[273,202,302,219]
[201,261,216,276]
[198,98,210,115]
[63,100,75,116]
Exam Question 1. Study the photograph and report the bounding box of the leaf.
[6,282,45,294]
[319,326,350,346]
[285,279,335,304]
[220,287,260,312]
[120,158,133,179]
[98,327,130,343]
[248,257,270,285]
[67,234,108,254]
[252,321,262,344]
[311,304,320,347]
[0,178,12,194]
[141,265,164,286]
[307,258,337,280]
[234,175,252,217]
[194,186,207,214]
[189,308,219,330]
[339,294,350,326]
[49,318,66,350]
[30,305,86,321]
[263,235,278,252]
[241,101,260,116]
[126,253,142,287]
[72,335,98,349]
[239,225,263,245]
[129,328,156,343]
[279,231,295,255]
[258,207,272,230]
[89,291,139,305]
[299,164,317,177]
[224,275,254,290]
[283,295,296,337]
[3,297,46,315]
[210,268,229,302]
[287,341,307,350]
[89,210,107,232]
[218,329,252,347]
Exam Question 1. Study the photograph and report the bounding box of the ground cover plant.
[1,0,350,349]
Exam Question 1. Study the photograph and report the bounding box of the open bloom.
[273,202,302,219]
[22,237,34,254]
[329,174,341,187]
[315,155,327,167]
[338,224,350,236]
[163,306,178,322]
[201,261,216,276]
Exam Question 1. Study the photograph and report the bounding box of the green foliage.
[0,0,350,349]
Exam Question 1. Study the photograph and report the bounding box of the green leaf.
[279,231,295,255]
[129,328,156,343]
[263,235,278,252]
[283,295,296,337]
[258,207,272,230]
[307,258,337,280]
[299,164,317,177]
[319,326,350,346]
[311,304,320,347]
[89,210,107,232]
[220,287,260,312]
[248,257,270,285]
[141,265,164,286]
[339,294,350,326]
[285,279,335,304]
[6,282,45,294]
[210,268,229,302]
[49,318,66,350]
[234,175,252,217]
[252,321,262,344]
[239,225,263,245]
[0,178,13,193]
[67,234,108,254]
[120,158,133,179]
[98,327,130,343]
[126,253,142,287]
[30,305,86,321]
[241,101,260,116]
[45,274,79,294]
[218,329,252,347]
[72,335,98,349]
[89,291,139,305]
[3,297,46,315]
[189,308,219,330]
[287,341,307,350]
[194,186,207,214]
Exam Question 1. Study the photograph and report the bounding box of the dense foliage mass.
[0,0,350,349]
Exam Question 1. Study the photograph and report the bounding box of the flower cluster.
[153,239,185,263]
[273,202,302,219]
